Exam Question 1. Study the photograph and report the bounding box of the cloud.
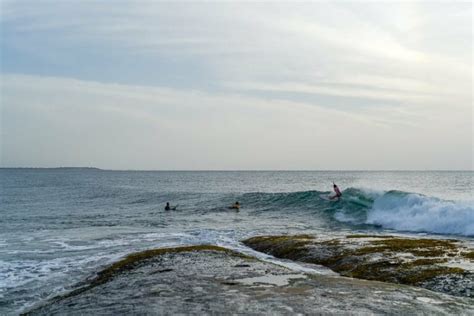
[0,2,471,169]
[1,74,471,170]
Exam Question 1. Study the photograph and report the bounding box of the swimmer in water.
[229,201,240,210]
[165,202,177,211]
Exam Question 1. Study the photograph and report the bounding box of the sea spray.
[367,192,474,236]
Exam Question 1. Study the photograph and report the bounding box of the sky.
[0,1,472,170]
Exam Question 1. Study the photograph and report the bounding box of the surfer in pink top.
[330,183,342,200]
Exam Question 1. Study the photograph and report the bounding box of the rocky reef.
[24,244,472,315]
[243,234,474,298]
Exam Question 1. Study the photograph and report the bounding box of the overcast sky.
[1,1,472,170]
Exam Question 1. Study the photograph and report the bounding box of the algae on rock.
[243,234,473,297]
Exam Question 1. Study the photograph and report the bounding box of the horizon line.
[1,167,472,172]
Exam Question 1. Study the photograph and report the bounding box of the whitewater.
[332,189,474,236]
[0,169,472,314]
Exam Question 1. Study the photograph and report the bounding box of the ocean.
[1,169,473,314]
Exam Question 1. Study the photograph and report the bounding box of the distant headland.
[0,167,103,170]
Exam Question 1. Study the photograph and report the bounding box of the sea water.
[0,169,473,314]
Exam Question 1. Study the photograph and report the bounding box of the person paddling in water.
[229,201,240,210]
[165,202,177,211]
[330,183,342,200]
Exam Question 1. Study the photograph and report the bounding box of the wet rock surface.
[243,234,474,298]
[25,245,472,315]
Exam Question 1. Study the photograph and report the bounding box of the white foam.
[235,273,307,286]
[416,297,443,304]
[367,193,474,236]
[334,210,362,224]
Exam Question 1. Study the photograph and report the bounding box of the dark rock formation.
[24,244,472,315]
[243,234,474,297]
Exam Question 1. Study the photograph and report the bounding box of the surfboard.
[319,194,330,200]
[319,194,338,201]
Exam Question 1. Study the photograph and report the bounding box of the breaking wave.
[241,188,474,237]
[366,191,474,236]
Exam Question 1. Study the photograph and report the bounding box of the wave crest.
[241,188,474,236]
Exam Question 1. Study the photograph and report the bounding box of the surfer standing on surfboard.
[330,183,342,200]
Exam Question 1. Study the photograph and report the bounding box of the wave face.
[242,188,474,237]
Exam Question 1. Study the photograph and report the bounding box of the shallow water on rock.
[26,249,474,315]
